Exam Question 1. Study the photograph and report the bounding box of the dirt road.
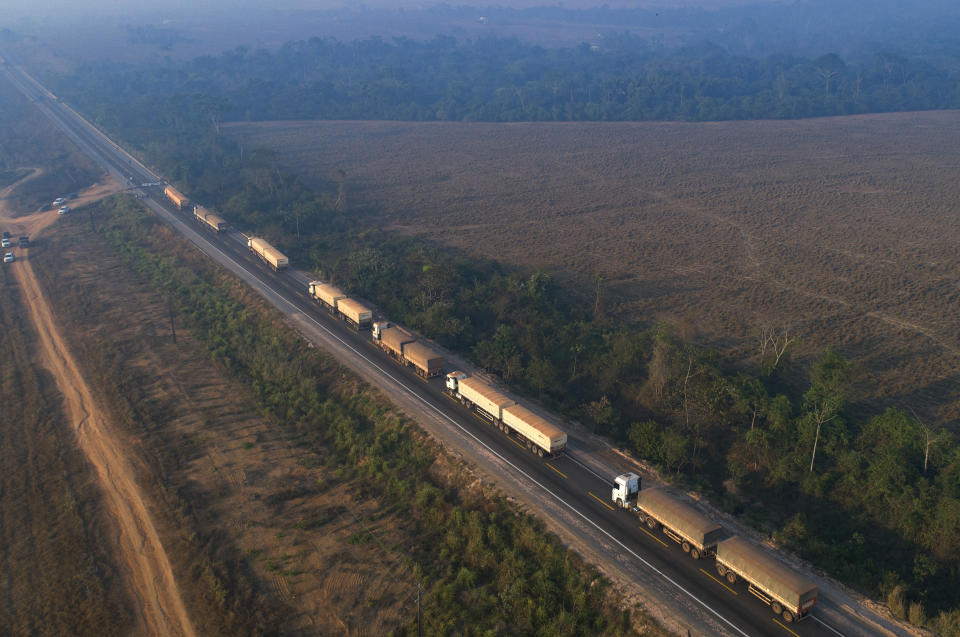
[3,183,197,637]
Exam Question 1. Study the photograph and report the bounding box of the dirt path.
[3,184,196,637]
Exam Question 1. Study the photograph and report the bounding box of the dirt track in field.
[2,180,197,637]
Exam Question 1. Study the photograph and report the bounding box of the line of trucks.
[164,186,229,234]
[611,473,818,623]
[305,281,568,457]
[163,179,818,623]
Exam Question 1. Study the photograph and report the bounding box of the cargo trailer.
[334,298,373,330]
[164,185,190,210]
[636,487,724,559]
[715,537,818,623]
[402,341,443,377]
[501,404,567,456]
[246,237,289,271]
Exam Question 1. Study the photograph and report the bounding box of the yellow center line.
[508,436,526,450]
[545,463,567,479]
[772,618,800,637]
[639,525,668,547]
[699,568,739,595]
[588,492,616,511]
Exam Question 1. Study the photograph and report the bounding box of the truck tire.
[681,541,691,553]
[536,447,544,458]
[781,610,795,623]
[771,602,782,616]
[616,498,624,509]
[716,565,726,577]
[725,571,737,584]
[690,548,701,560]
[646,517,658,530]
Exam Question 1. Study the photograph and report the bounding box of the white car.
[0,238,11,248]
[52,197,66,207]
[3,253,14,263]
[58,205,71,215]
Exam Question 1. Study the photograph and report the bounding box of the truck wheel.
[646,518,658,530]
[716,565,726,577]
[536,448,544,458]
[681,541,691,553]
[725,571,737,584]
[781,610,794,623]
[771,602,782,616]
[616,498,623,509]
[690,548,700,560]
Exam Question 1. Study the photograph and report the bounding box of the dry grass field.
[227,112,960,428]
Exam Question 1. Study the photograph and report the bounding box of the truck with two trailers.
[445,371,567,457]
[372,322,444,377]
[193,205,228,233]
[308,281,373,330]
[611,473,817,622]
[246,237,289,271]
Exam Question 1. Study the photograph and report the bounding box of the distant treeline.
[50,33,960,127]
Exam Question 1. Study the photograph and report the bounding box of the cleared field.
[227,112,960,428]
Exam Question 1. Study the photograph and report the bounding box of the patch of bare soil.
[0,176,124,237]
[12,239,197,637]
[226,112,960,429]
[1,178,194,637]
[0,258,134,636]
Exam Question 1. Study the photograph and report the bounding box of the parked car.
[17,236,29,247]
[1,238,11,248]
[3,253,14,263]
[58,205,71,215]
[52,197,66,207]
[1,231,9,239]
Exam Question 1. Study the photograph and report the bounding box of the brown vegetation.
[227,113,960,428]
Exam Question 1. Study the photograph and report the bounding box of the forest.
[46,30,960,127]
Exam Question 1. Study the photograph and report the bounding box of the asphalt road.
[0,57,901,637]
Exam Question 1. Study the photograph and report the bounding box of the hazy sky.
[1,0,747,21]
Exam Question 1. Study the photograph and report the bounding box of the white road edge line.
[23,65,755,637]
[811,615,845,636]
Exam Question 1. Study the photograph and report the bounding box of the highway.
[0,57,900,637]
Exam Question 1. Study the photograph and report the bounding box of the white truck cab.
[611,473,641,509]
[445,371,467,393]
[371,321,391,340]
